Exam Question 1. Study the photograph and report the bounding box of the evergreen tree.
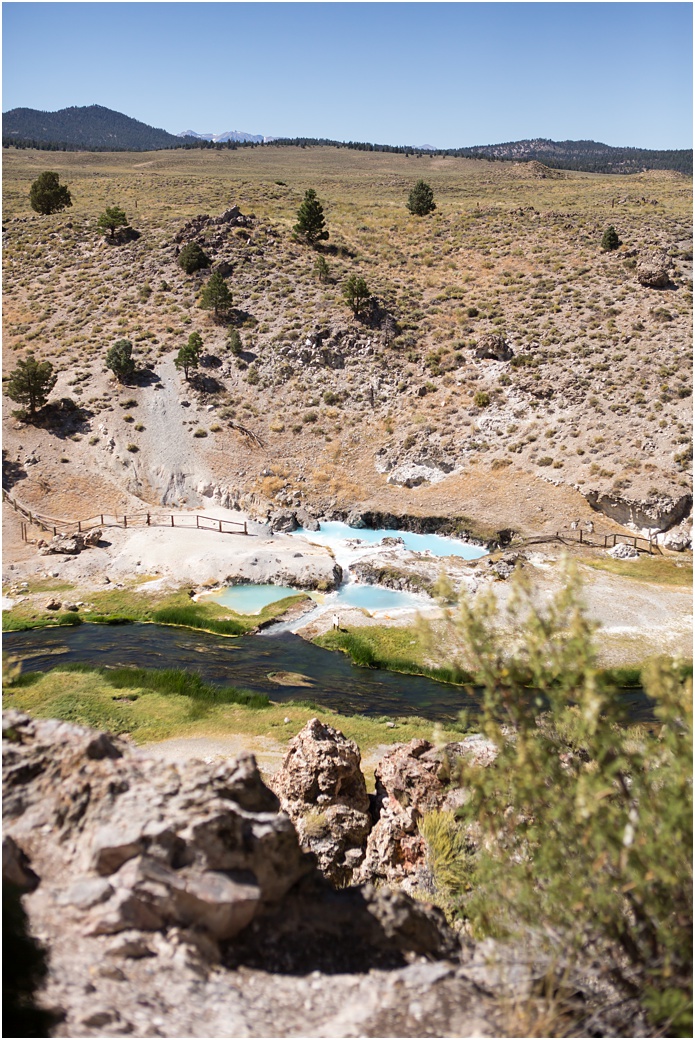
[6,353,57,416]
[601,225,621,251]
[294,189,329,245]
[407,180,436,216]
[29,171,72,215]
[200,270,233,318]
[314,255,330,283]
[226,328,243,356]
[105,339,135,382]
[174,332,203,380]
[178,242,210,274]
[342,274,370,316]
[97,205,129,240]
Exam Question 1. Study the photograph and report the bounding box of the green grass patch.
[2,585,309,635]
[2,661,468,750]
[315,626,473,685]
[2,612,83,632]
[581,555,693,587]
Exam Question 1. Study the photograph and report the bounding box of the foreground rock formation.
[2,711,492,1038]
[3,712,651,1037]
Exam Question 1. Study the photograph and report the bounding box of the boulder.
[38,532,85,556]
[44,597,62,610]
[584,489,692,532]
[271,718,371,884]
[84,528,103,547]
[268,510,299,533]
[636,251,671,288]
[474,333,514,362]
[2,711,310,940]
[663,524,692,552]
[608,542,639,560]
[346,509,367,529]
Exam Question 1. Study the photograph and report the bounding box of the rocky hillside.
[2,147,692,535]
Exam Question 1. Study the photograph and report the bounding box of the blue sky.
[2,2,692,149]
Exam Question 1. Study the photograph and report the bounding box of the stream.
[4,624,655,723]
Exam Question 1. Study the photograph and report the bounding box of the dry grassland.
[2,146,692,535]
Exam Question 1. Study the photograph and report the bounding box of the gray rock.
[271,718,372,884]
[637,251,671,288]
[474,333,514,361]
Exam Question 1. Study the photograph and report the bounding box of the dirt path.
[140,358,215,504]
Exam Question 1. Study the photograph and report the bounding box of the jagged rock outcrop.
[3,712,474,1038]
[585,488,692,532]
[271,718,372,885]
[358,737,497,892]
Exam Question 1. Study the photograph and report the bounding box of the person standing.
[332,613,340,631]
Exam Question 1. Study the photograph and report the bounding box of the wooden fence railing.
[2,489,248,538]
[555,528,662,554]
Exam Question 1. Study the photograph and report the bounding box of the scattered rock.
[45,597,62,610]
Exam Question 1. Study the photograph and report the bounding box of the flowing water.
[4,624,479,719]
[5,624,655,723]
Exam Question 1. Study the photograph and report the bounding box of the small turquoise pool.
[294,521,486,560]
[212,585,299,614]
[331,583,425,610]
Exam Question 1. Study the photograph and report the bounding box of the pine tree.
[407,180,436,216]
[601,225,621,251]
[29,171,72,215]
[97,206,128,240]
[294,189,329,245]
[342,274,370,316]
[200,270,232,318]
[226,328,243,356]
[174,332,203,380]
[6,353,57,416]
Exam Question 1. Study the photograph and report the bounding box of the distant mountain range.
[177,129,267,144]
[2,105,691,174]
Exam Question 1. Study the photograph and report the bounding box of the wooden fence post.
[218,519,222,532]
[196,516,199,529]
[124,515,127,528]
[171,515,174,527]
[244,521,248,535]
[147,513,150,526]
[579,529,583,544]
[100,514,104,525]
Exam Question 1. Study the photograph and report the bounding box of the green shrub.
[424,568,693,1036]
[473,390,490,408]
[178,242,210,275]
